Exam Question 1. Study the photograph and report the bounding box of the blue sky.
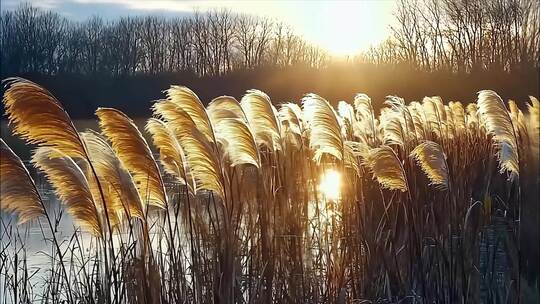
[1,0,193,19]
[1,0,397,55]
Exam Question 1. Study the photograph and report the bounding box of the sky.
[1,0,397,56]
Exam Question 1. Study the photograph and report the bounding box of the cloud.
[1,0,62,10]
[70,0,254,13]
[2,0,287,20]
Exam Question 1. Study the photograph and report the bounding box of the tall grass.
[1,77,538,303]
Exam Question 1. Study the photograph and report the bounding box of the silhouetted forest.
[2,65,537,119]
[361,0,540,73]
[1,1,539,118]
[1,4,328,77]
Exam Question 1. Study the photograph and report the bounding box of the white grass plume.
[146,118,193,190]
[380,109,407,146]
[477,90,519,176]
[278,102,303,135]
[527,96,539,150]
[353,93,374,120]
[214,118,260,168]
[206,96,260,167]
[240,89,281,151]
[302,94,344,163]
[385,96,416,138]
[449,102,466,135]
[432,96,447,123]
[408,101,427,140]
[166,85,216,144]
[466,103,481,135]
[279,103,304,149]
[422,97,442,137]
[354,94,380,146]
[207,96,246,123]
[338,101,357,139]
[508,100,529,144]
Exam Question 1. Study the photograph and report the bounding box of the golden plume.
[422,97,442,137]
[444,105,456,139]
[173,119,225,198]
[152,99,186,126]
[166,85,215,144]
[206,96,260,167]
[96,108,167,209]
[385,96,416,138]
[508,99,520,122]
[302,94,344,163]
[278,103,304,149]
[353,93,374,122]
[145,118,193,189]
[81,164,120,229]
[410,141,449,190]
[449,101,466,135]
[363,145,408,192]
[432,96,447,123]
[0,138,45,223]
[344,141,361,175]
[508,100,528,144]
[214,118,260,168]
[380,110,406,146]
[465,103,481,135]
[81,131,144,220]
[278,102,304,135]
[2,77,87,158]
[207,96,246,123]
[354,94,379,146]
[152,101,224,198]
[337,101,357,140]
[528,96,539,126]
[408,101,427,140]
[240,89,281,151]
[31,147,102,236]
[477,90,519,176]
[527,96,539,150]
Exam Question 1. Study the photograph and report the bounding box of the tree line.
[0,4,329,77]
[360,0,540,73]
[1,1,539,78]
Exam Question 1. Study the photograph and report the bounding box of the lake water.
[1,201,97,304]
[1,195,191,304]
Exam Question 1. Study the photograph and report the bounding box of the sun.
[289,1,396,56]
[319,169,341,200]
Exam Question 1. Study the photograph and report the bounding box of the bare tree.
[366,0,539,73]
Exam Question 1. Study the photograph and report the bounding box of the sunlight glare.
[319,169,341,200]
[290,1,396,56]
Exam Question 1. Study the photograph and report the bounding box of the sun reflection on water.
[319,169,341,201]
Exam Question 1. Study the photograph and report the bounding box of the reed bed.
[0,77,538,303]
